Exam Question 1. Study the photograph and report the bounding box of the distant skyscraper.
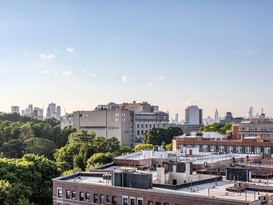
[175,113,179,124]
[46,103,61,120]
[56,106,61,119]
[185,105,203,125]
[214,108,219,123]
[21,104,43,120]
[11,106,20,114]
[248,106,253,118]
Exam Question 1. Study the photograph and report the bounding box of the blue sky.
[1,0,273,119]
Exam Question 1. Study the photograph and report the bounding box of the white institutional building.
[185,105,203,125]
[61,101,169,147]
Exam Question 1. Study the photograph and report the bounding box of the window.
[112,196,117,205]
[245,146,251,154]
[146,124,148,128]
[72,191,76,200]
[86,192,90,202]
[137,198,143,205]
[202,145,208,152]
[123,196,128,205]
[130,197,136,205]
[100,195,105,203]
[264,147,271,154]
[249,127,257,131]
[236,146,242,153]
[148,201,153,205]
[261,134,270,138]
[156,203,161,205]
[79,192,84,201]
[210,145,215,152]
[137,130,139,135]
[66,190,70,199]
[255,147,261,154]
[163,203,169,205]
[219,146,225,152]
[137,124,139,128]
[94,194,98,203]
[106,195,110,202]
[227,146,233,153]
[57,188,62,198]
[57,203,62,205]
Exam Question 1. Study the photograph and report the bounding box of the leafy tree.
[0,154,60,205]
[104,137,120,152]
[0,139,26,158]
[25,138,57,160]
[116,145,133,156]
[21,154,61,205]
[10,122,21,139]
[68,130,95,143]
[165,143,172,151]
[19,122,35,141]
[86,152,114,169]
[43,118,59,127]
[143,127,183,145]
[59,126,76,147]
[200,122,233,135]
[133,144,153,152]
[54,142,81,171]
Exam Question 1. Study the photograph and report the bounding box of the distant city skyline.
[1,1,273,119]
[3,101,269,121]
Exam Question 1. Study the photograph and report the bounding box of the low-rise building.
[233,117,273,140]
[173,132,273,155]
[220,112,243,124]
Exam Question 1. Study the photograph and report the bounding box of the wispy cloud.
[146,83,155,87]
[40,54,55,59]
[89,73,96,78]
[158,75,165,80]
[63,70,72,76]
[65,47,74,53]
[82,70,96,78]
[42,70,50,74]
[122,75,129,83]
[181,96,200,107]
[235,49,260,56]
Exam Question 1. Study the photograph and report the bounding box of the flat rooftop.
[115,151,261,165]
[178,153,261,165]
[56,173,272,203]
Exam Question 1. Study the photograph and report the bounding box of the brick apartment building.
[53,150,273,205]
[172,132,273,155]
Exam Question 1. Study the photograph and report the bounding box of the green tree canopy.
[0,139,26,158]
[200,122,232,135]
[0,154,60,205]
[86,152,114,169]
[143,127,183,145]
[68,130,96,143]
[133,144,153,152]
[24,138,57,160]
